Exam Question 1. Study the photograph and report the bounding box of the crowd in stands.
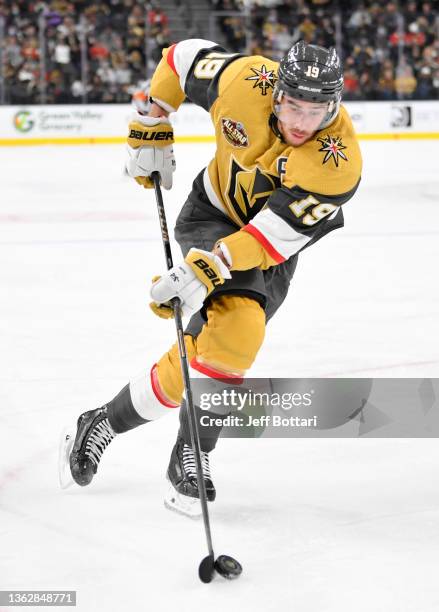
[0,0,438,104]
[212,0,438,100]
[0,0,171,103]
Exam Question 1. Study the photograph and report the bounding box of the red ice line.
[0,448,52,493]
[0,212,149,223]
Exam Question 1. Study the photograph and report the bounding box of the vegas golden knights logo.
[226,158,281,225]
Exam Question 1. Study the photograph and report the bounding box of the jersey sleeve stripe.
[242,224,286,264]
[166,44,178,76]
[246,208,313,260]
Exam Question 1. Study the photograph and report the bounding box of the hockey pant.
[155,294,265,452]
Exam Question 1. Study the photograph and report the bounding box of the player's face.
[276,96,328,146]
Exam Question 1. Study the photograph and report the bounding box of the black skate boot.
[164,435,215,518]
[69,406,116,486]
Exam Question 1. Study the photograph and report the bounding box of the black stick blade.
[214,555,243,580]
[199,553,215,583]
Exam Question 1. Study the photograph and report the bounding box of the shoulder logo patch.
[317,135,348,167]
[245,65,277,96]
[221,118,249,148]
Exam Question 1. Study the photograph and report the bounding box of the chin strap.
[268,112,285,142]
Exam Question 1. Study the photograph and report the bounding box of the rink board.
[1,100,438,145]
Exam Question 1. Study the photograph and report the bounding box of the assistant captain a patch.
[221,118,249,148]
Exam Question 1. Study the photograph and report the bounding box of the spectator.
[0,0,437,104]
[343,66,361,100]
[271,23,293,56]
[297,16,317,43]
[415,65,434,98]
[394,57,417,99]
[347,3,372,30]
[148,6,169,34]
[377,63,395,100]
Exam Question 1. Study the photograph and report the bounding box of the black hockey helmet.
[274,40,344,129]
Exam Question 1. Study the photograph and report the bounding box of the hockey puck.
[214,555,243,580]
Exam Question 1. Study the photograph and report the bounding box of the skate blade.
[164,484,202,519]
[58,426,75,489]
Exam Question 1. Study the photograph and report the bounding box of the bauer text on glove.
[126,114,175,189]
[149,248,231,318]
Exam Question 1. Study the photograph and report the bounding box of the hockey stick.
[151,172,241,583]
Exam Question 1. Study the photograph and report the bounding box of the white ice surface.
[1,140,439,612]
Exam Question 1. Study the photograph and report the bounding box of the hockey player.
[61,39,362,516]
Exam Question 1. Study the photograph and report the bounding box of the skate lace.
[182,444,211,479]
[85,418,115,468]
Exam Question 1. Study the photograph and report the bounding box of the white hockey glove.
[126,113,175,190]
[150,248,231,319]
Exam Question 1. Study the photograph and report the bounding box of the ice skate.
[59,406,116,488]
[58,426,76,489]
[164,435,216,519]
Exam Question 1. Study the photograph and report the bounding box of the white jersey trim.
[203,168,229,216]
[249,208,312,259]
[151,96,176,114]
[173,39,217,92]
[328,207,341,221]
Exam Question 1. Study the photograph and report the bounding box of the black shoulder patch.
[185,47,244,111]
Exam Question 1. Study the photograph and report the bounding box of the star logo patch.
[317,135,348,167]
[245,65,277,96]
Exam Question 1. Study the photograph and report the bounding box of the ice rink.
[1,139,439,611]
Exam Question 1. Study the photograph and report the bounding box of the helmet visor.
[274,94,330,130]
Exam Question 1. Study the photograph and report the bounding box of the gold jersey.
[149,40,362,270]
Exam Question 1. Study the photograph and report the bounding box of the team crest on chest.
[226,157,281,225]
[221,118,249,148]
[317,135,348,167]
[245,65,277,96]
